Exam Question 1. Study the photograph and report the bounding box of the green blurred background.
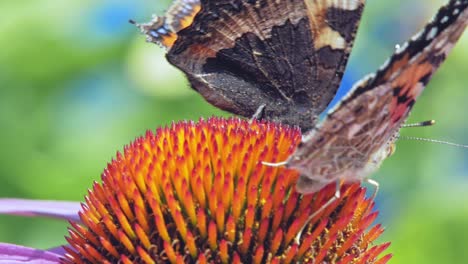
[0,0,467,263]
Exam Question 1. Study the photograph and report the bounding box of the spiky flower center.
[63,117,390,264]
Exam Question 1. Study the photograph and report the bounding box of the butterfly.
[134,0,366,132]
[285,0,467,194]
[134,0,467,195]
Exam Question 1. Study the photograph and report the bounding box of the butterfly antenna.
[399,136,468,149]
[249,104,266,124]
[295,181,341,245]
[402,119,436,128]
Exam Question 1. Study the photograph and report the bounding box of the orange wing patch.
[389,61,433,124]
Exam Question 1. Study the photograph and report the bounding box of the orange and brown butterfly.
[135,0,367,131]
[286,0,467,194]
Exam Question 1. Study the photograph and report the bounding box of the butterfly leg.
[261,160,289,167]
[249,104,266,124]
[261,146,289,167]
[294,181,341,245]
[366,178,379,202]
[360,178,380,216]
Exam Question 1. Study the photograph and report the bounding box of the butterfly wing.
[135,0,201,48]
[289,0,468,194]
[163,0,366,131]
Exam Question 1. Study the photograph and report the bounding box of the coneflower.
[0,118,391,263]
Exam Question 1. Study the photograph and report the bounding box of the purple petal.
[46,246,67,256]
[0,243,61,263]
[0,199,81,222]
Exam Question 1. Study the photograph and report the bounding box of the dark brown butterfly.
[134,0,366,132]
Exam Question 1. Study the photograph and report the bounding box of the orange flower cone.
[62,117,391,263]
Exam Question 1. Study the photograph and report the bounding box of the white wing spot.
[379,58,391,71]
[426,27,438,41]
[411,30,423,41]
[395,41,408,54]
[441,16,449,24]
[333,0,361,10]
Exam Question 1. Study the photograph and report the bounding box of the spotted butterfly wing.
[134,0,201,48]
[138,0,367,132]
[287,0,467,193]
